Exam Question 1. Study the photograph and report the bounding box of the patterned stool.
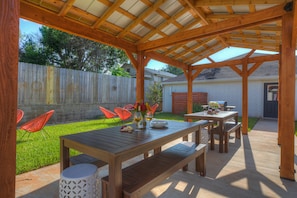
[59,163,98,198]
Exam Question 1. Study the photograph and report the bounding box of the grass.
[16,112,259,175]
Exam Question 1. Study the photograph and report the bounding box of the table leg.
[60,139,69,173]
[219,120,224,153]
[108,157,122,198]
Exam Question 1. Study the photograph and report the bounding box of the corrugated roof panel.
[207,39,218,46]
[232,5,252,13]
[131,24,150,37]
[176,12,195,26]
[188,22,203,30]
[159,1,182,16]
[184,52,193,59]
[185,40,198,48]
[194,45,206,53]
[255,4,278,11]
[73,0,94,11]
[107,11,132,28]
[209,6,228,13]
[121,0,147,16]
[149,33,163,41]
[174,47,185,54]
[86,1,108,17]
[144,12,164,27]
[162,23,178,35]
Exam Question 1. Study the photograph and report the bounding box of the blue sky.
[20,19,277,70]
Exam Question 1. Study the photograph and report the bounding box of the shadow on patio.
[16,119,297,198]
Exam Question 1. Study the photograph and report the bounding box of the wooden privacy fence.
[17,62,151,124]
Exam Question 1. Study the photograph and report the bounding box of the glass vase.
[133,111,143,130]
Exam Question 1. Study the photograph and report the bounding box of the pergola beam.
[195,0,283,7]
[144,51,188,70]
[138,3,286,51]
[191,54,279,70]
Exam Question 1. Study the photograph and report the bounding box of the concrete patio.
[16,119,297,198]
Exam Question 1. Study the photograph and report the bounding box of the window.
[267,85,278,101]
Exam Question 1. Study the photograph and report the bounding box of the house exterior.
[122,63,176,82]
[162,54,297,119]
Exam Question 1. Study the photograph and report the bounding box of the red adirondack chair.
[99,106,118,122]
[114,107,132,124]
[17,109,24,124]
[19,110,55,139]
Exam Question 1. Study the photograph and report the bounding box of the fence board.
[17,62,152,124]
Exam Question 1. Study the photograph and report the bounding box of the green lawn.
[16,113,259,175]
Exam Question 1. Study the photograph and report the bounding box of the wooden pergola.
[1,0,296,197]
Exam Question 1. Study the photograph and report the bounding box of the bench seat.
[210,122,241,153]
[101,142,206,198]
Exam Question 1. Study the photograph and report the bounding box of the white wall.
[162,76,297,119]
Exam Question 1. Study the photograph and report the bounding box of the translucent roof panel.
[107,11,132,28]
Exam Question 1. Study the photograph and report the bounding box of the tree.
[19,34,48,65]
[40,27,129,72]
[19,26,129,73]
[146,82,162,105]
[111,65,130,77]
[161,65,183,75]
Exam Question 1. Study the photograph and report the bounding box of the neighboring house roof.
[122,63,176,80]
[145,68,176,78]
[163,53,297,83]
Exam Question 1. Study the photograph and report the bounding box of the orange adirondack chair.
[17,109,24,124]
[19,110,55,139]
[149,103,159,115]
[114,107,132,124]
[99,106,118,122]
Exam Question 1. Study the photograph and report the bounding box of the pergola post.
[136,51,145,102]
[241,60,249,135]
[0,0,19,197]
[279,12,295,180]
[187,66,193,114]
[278,45,282,145]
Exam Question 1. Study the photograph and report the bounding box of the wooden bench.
[101,142,206,198]
[70,154,107,168]
[210,122,241,153]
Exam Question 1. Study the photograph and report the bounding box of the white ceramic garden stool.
[59,163,98,198]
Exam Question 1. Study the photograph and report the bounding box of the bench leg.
[196,150,206,176]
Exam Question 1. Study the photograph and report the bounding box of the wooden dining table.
[60,120,204,198]
[184,111,238,153]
